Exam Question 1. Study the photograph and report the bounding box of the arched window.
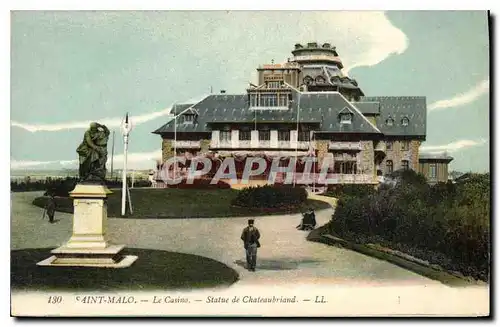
[315,75,326,84]
[386,160,393,174]
[386,117,395,126]
[303,76,313,85]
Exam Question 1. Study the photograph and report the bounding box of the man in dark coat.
[45,194,56,223]
[240,219,261,271]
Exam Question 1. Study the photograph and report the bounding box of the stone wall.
[409,140,420,170]
[200,139,211,153]
[381,139,421,173]
[359,141,375,176]
[316,140,329,163]
[162,139,173,163]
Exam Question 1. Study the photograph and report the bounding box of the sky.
[10,10,490,172]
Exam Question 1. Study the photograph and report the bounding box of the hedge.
[326,170,490,282]
[231,185,308,209]
[11,177,151,196]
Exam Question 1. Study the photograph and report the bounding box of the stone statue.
[76,122,110,183]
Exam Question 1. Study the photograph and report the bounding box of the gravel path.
[11,191,442,287]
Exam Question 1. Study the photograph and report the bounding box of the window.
[278,94,289,107]
[386,117,394,126]
[220,131,231,142]
[303,76,313,85]
[340,113,352,124]
[334,161,357,174]
[315,75,326,84]
[401,141,410,151]
[278,130,290,141]
[183,114,195,124]
[429,164,437,179]
[402,117,409,127]
[267,81,281,89]
[298,131,310,142]
[386,160,393,174]
[259,130,270,141]
[386,141,393,150]
[239,130,251,141]
[402,160,409,170]
[250,94,258,107]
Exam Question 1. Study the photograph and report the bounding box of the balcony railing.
[172,140,201,149]
[333,153,358,161]
[210,140,314,149]
[273,173,375,184]
[329,141,362,151]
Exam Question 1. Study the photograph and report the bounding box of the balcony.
[274,173,375,185]
[329,141,362,151]
[210,139,314,150]
[333,153,358,162]
[171,140,201,149]
[296,141,311,150]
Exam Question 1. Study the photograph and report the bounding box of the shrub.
[232,185,307,209]
[167,178,231,189]
[325,184,376,199]
[11,177,152,197]
[327,172,490,281]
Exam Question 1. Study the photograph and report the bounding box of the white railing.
[172,140,201,148]
[296,141,311,150]
[329,141,362,151]
[210,140,314,149]
[333,153,358,161]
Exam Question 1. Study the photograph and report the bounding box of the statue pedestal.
[37,184,138,268]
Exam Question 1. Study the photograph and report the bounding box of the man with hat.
[240,219,261,271]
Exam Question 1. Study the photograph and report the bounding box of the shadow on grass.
[233,258,324,271]
[11,248,239,292]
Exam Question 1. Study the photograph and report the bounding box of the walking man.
[45,193,56,224]
[241,219,260,271]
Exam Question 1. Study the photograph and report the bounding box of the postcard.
[10,10,490,317]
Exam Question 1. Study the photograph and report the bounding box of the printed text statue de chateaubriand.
[76,122,110,183]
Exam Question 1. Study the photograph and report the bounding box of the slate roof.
[419,152,454,162]
[153,91,381,135]
[153,93,426,137]
[360,96,427,138]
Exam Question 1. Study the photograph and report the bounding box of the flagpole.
[293,92,301,187]
[110,130,115,179]
[121,113,133,216]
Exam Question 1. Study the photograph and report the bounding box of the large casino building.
[153,42,452,186]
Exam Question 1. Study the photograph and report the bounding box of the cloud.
[11,94,209,133]
[420,138,488,153]
[337,12,409,74]
[428,79,489,111]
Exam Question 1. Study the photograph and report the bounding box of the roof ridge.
[336,93,381,133]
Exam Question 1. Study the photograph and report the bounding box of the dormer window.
[315,75,326,84]
[249,92,290,109]
[267,81,281,89]
[338,107,353,124]
[303,76,313,85]
[386,117,394,126]
[401,117,409,126]
[340,113,352,124]
[183,114,195,124]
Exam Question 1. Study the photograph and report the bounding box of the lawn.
[11,248,239,291]
[32,188,331,218]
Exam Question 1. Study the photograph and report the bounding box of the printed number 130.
[48,296,62,304]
